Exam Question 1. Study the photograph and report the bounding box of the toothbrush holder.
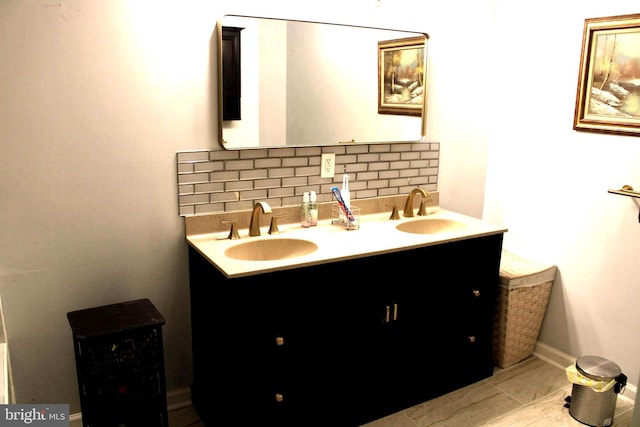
[331,204,360,230]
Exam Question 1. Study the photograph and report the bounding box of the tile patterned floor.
[168,356,635,427]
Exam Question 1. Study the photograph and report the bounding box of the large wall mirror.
[217,15,429,150]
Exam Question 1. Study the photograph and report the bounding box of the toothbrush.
[340,174,350,222]
[341,174,351,211]
[331,187,356,222]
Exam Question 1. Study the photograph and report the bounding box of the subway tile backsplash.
[176,143,439,217]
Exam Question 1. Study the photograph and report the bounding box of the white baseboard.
[69,412,82,427]
[533,341,576,369]
[534,341,636,404]
[166,386,192,411]
[69,386,192,427]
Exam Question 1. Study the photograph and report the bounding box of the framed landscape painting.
[378,36,427,116]
[574,13,640,136]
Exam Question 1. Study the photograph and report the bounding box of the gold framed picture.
[574,13,640,136]
[378,36,427,116]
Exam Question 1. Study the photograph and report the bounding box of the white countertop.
[187,208,508,278]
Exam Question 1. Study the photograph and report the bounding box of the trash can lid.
[576,355,622,381]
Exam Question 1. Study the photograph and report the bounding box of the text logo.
[0,405,68,426]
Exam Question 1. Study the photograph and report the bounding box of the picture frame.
[378,36,427,116]
[574,13,640,136]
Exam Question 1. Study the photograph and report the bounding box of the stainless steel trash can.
[568,355,627,427]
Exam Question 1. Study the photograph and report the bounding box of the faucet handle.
[220,220,240,240]
[389,205,401,220]
[269,214,286,235]
[417,200,428,216]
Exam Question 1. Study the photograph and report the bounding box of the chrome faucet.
[403,188,430,217]
[249,201,272,236]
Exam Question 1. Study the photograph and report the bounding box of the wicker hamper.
[493,250,557,368]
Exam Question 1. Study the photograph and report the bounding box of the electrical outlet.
[321,153,335,178]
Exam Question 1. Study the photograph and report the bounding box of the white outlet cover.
[321,153,335,178]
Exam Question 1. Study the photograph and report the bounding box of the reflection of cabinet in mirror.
[221,26,242,121]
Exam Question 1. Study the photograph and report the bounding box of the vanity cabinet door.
[265,262,368,426]
[423,234,503,391]
[340,250,441,421]
[188,248,286,425]
[189,247,366,426]
[360,247,457,416]
[344,234,503,422]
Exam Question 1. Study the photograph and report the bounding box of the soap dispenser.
[309,191,318,226]
[301,192,311,228]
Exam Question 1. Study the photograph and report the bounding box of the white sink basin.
[223,238,318,261]
[395,218,468,234]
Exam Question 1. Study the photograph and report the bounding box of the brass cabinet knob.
[275,336,284,346]
[468,336,476,343]
[472,289,481,297]
[275,393,284,403]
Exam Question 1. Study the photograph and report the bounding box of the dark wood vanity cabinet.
[188,233,503,426]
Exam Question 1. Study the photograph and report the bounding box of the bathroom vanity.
[186,204,506,426]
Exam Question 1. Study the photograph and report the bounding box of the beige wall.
[1,0,638,417]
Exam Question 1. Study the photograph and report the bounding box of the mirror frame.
[216,15,429,150]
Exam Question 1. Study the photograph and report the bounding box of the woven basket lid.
[499,250,557,289]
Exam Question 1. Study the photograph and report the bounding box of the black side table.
[67,299,168,427]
